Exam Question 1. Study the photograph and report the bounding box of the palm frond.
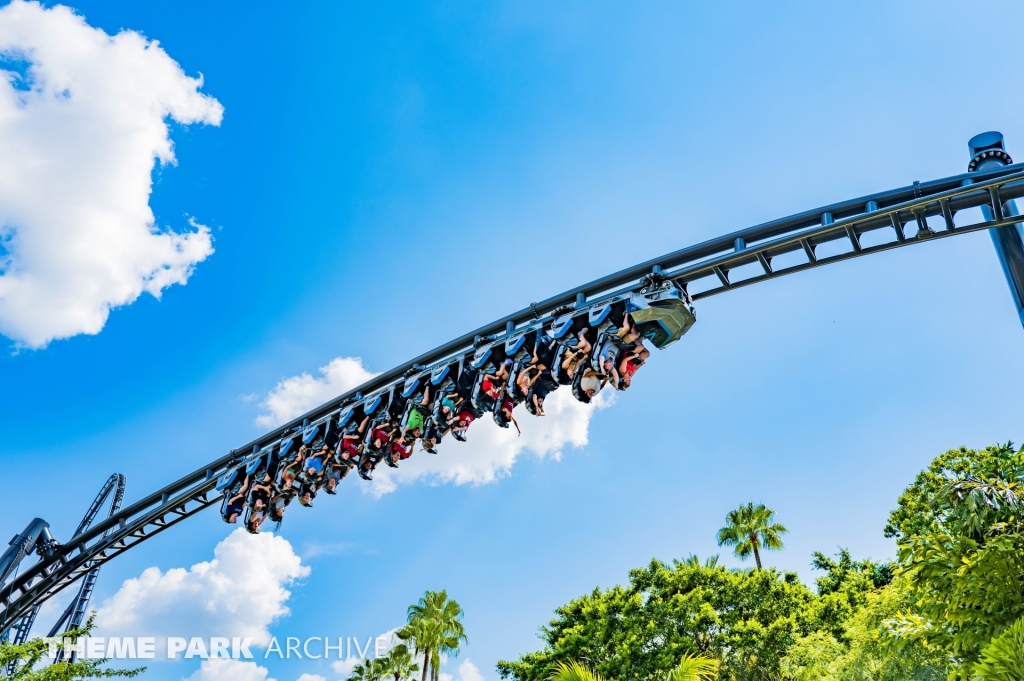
[668,653,719,681]
[548,660,604,681]
[717,502,787,566]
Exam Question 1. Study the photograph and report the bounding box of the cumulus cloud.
[0,0,222,347]
[185,659,276,681]
[258,356,613,496]
[332,657,360,677]
[368,387,613,496]
[95,529,308,651]
[257,357,378,427]
[295,675,326,681]
[439,660,484,681]
[372,627,402,655]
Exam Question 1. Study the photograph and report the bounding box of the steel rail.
[1,475,128,674]
[2,163,1023,632]
[54,474,127,639]
[7,475,126,647]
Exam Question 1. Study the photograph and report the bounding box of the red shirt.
[482,377,501,398]
[371,427,392,449]
[340,437,361,458]
[390,439,413,460]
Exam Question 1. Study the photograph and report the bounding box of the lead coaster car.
[628,280,696,349]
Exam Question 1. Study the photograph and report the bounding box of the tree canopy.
[498,558,819,681]
[893,443,1024,677]
[500,442,1024,681]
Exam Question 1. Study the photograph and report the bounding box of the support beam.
[968,132,1024,328]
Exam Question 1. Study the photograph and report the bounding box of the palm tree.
[548,661,606,681]
[435,627,467,681]
[401,590,467,681]
[668,654,719,681]
[350,657,388,681]
[383,643,420,681]
[677,554,721,569]
[716,502,787,570]
[397,618,438,681]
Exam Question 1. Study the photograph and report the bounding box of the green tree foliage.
[801,548,898,646]
[885,443,1020,540]
[400,590,467,681]
[675,555,720,570]
[667,654,719,681]
[497,549,934,681]
[497,558,817,681]
[716,503,787,570]
[892,443,1024,674]
[811,548,893,595]
[501,442,1023,681]
[382,643,420,681]
[777,631,844,681]
[398,618,437,681]
[547,656,718,681]
[973,614,1024,681]
[350,656,389,681]
[548,661,606,681]
[781,576,948,680]
[0,623,143,681]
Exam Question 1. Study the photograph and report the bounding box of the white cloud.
[95,529,309,651]
[439,660,484,681]
[295,675,326,681]
[332,657,360,677]
[367,387,613,496]
[0,0,222,347]
[257,357,378,427]
[373,627,402,655]
[185,659,276,681]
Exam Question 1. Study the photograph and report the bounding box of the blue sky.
[1,1,1023,679]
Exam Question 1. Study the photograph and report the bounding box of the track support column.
[968,131,1024,328]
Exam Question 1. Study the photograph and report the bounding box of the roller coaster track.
[3,144,1024,636]
[3,474,125,671]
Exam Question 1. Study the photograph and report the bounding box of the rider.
[245,478,275,534]
[436,390,463,427]
[222,476,251,524]
[527,373,558,416]
[302,441,330,479]
[359,420,397,480]
[516,336,557,398]
[496,395,521,434]
[613,311,642,345]
[386,434,415,467]
[298,483,318,507]
[617,339,650,389]
[481,360,511,401]
[596,337,624,390]
[451,410,475,441]
[402,385,432,440]
[577,369,608,403]
[560,328,592,383]
[337,416,369,463]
